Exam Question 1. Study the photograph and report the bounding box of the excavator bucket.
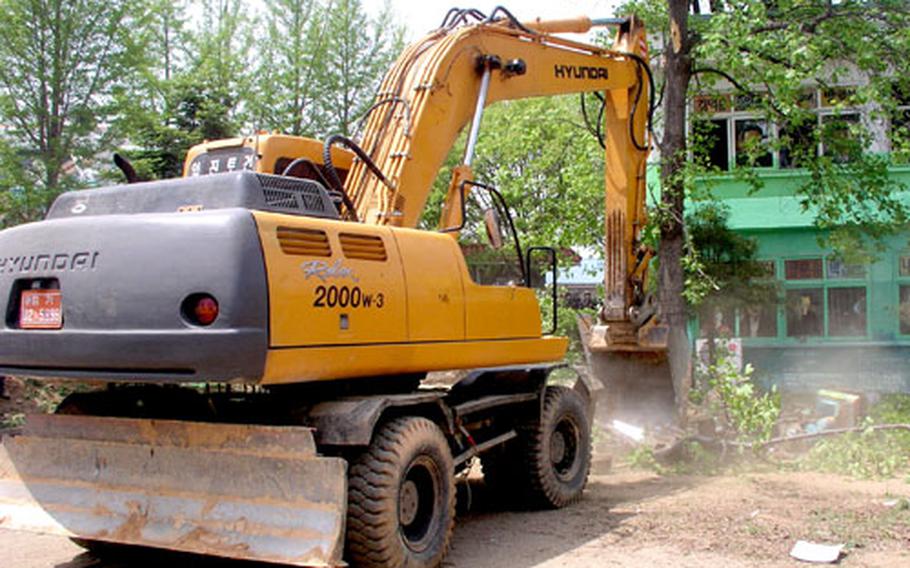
[577,314,677,430]
[0,414,347,566]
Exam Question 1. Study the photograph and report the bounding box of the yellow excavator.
[0,8,666,568]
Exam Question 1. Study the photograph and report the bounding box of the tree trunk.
[659,0,693,426]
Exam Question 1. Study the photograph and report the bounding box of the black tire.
[518,385,591,509]
[345,416,455,568]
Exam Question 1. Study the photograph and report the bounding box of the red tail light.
[182,294,219,326]
[194,297,219,325]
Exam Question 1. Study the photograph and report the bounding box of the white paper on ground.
[790,540,844,563]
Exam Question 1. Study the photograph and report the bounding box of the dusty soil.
[449,467,910,567]
[0,377,68,429]
[1,467,908,568]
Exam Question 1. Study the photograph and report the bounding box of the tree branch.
[751,3,858,35]
[759,423,910,448]
[691,67,748,95]
[652,424,910,464]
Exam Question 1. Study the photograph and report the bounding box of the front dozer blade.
[0,415,347,566]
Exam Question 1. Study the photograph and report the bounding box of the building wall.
[697,167,910,393]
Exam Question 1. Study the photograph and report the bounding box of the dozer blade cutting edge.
[0,414,347,566]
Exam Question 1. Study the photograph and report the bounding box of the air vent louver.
[277,227,331,257]
[339,233,387,261]
[257,174,335,217]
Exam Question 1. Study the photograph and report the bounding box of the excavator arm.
[345,11,651,324]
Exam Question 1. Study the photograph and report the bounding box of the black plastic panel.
[46,172,339,220]
[0,209,269,382]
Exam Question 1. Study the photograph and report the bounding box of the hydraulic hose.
[280,157,350,215]
[323,134,396,223]
[626,53,656,151]
[485,6,536,34]
[280,157,333,189]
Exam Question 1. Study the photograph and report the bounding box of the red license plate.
[20,289,62,329]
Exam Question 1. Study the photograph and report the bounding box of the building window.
[826,259,866,279]
[699,305,736,339]
[693,118,729,170]
[892,81,910,164]
[693,87,868,171]
[897,254,910,335]
[734,119,773,167]
[785,258,823,280]
[787,288,823,337]
[694,93,732,115]
[827,287,867,336]
[783,256,868,338]
[779,119,817,169]
[738,259,778,338]
[692,93,772,171]
[820,87,856,108]
[820,113,861,163]
[741,303,778,338]
[900,285,910,335]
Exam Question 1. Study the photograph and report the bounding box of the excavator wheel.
[517,386,591,509]
[481,386,591,510]
[345,416,455,568]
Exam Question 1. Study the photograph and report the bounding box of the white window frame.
[692,87,867,171]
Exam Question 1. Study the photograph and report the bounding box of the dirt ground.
[3,377,908,566]
[2,465,908,568]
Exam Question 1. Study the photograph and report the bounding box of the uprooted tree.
[622,0,910,423]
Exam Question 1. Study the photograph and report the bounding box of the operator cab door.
[457,250,542,340]
[444,186,543,340]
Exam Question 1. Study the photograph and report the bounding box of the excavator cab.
[182,134,354,180]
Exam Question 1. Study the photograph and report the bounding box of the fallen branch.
[651,424,910,464]
[757,424,910,448]
[652,434,721,464]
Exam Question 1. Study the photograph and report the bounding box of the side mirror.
[483,208,504,250]
[525,246,558,335]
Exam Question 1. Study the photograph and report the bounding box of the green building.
[691,88,910,394]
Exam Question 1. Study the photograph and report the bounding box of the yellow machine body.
[252,210,567,384]
[173,129,572,382]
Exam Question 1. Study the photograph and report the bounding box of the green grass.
[799,394,910,479]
